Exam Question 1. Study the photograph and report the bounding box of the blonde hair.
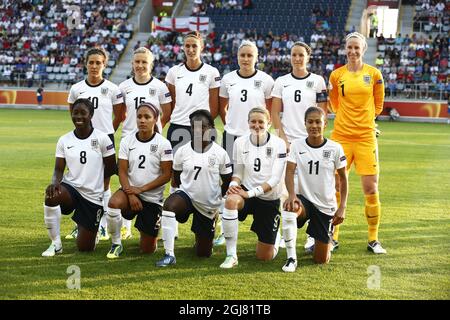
[248,107,270,122]
[345,32,368,51]
[238,40,258,56]
[133,47,154,64]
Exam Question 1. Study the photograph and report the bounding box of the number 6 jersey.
[288,138,347,215]
[56,129,116,205]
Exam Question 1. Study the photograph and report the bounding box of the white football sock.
[107,207,122,245]
[282,211,298,261]
[217,198,226,236]
[272,229,281,259]
[44,204,62,248]
[161,210,176,256]
[222,208,238,258]
[100,189,111,230]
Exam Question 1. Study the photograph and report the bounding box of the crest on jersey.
[254,80,262,88]
[149,88,156,96]
[306,81,314,89]
[208,155,217,167]
[363,75,371,85]
[91,139,99,149]
[150,144,158,153]
[266,147,273,157]
[323,149,333,160]
[199,74,207,82]
[101,87,109,95]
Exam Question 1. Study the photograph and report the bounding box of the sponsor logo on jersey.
[177,76,184,79]
[150,144,158,153]
[149,88,156,96]
[254,80,262,88]
[91,139,99,149]
[101,87,109,95]
[266,147,273,157]
[67,145,75,149]
[299,151,306,155]
[199,74,207,82]
[306,81,314,89]
[363,75,371,85]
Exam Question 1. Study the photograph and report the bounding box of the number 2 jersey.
[56,129,115,206]
[118,132,173,205]
[233,133,287,201]
[68,79,123,135]
[288,138,347,216]
[173,142,232,219]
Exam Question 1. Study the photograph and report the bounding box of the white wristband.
[229,181,239,188]
[247,186,264,198]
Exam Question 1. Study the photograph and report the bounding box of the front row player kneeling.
[156,110,232,267]
[282,106,348,271]
[42,99,117,256]
[220,108,287,269]
[105,103,173,258]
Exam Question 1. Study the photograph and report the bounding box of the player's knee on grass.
[140,232,157,254]
[195,236,213,257]
[313,240,331,264]
[76,225,97,252]
[256,242,275,261]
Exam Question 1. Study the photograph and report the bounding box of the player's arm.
[112,102,126,132]
[220,173,233,197]
[160,102,171,129]
[219,96,229,125]
[139,161,173,192]
[373,72,385,117]
[209,87,220,120]
[332,166,348,226]
[265,97,273,114]
[46,157,66,199]
[328,72,339,113]
[283,160,301,212]
[103,154,118,179]
[166,82,176,115]
[172,169,182,188]
[270,97,288,147]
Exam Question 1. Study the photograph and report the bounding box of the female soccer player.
[118,47,172,239]
[41,98,117,257]
[328,32,386,254]
[215,40,274,246]
[271,41,328,252]
[155,110,232,267]
[219,108,287,269]
[164,31,221,152]
[105,102,173,258]
[67,47,125,241]
[282,107,348,271]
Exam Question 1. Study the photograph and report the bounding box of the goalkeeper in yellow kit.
[328,32,386,254]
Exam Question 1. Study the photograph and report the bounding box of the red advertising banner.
[0,89,69,107]
[367,0,400,8]
[381,101,448,118]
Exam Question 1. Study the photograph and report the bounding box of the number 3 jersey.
[55,129,116,205]
[233,133,287,201]
[118,132,173,205]
[288,138,347,216]
[173,142,232,219]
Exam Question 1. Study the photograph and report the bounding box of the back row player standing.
[66,47,125,241]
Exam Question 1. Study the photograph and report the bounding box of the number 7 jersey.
[288,138,347,215]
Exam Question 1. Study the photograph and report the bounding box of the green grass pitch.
[0,109,449,300]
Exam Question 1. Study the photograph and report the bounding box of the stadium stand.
[413,0,449,33]
[0,0,135,88]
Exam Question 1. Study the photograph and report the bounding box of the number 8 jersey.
[56,129,116,205]
[288,138,347,215]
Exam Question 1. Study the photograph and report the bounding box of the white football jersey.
[288,138,347,216]
[165,63,221,126]
[119,77,172,138]
[173,142,232,219]
[220,70,274,136]
[56,129,116,206]
[233,133,287,201]
[68,79,123,134]
[119,132,173,205]
[271,73,327,142]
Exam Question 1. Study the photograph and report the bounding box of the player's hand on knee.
[45,183,61,199]
[283,196,300,212]
[128,194,143,211]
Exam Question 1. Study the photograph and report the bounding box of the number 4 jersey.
[56,129,116,205]
[288,138,347,216]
